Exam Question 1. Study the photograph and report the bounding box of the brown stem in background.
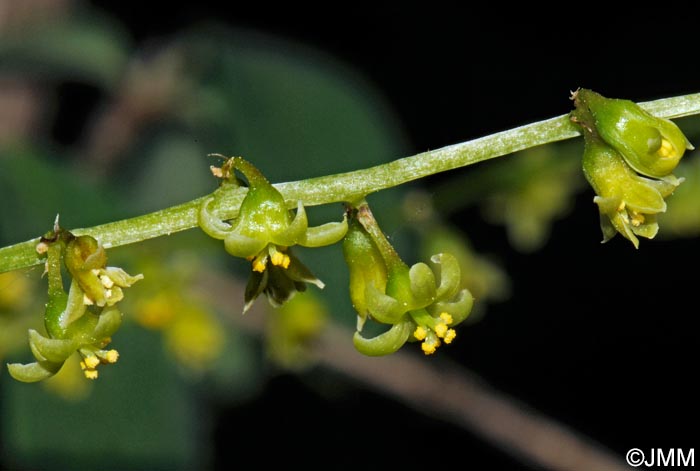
[200,273,629,471]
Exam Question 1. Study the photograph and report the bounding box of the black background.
[76,4,700,469]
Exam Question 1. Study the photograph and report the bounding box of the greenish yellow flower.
[199,156,346,312]
[266,291,328,369]
[164,305,225,372]
[7,230,142,382]
[345,204,473,356]
[572,88,692,178]
[480,146,583,252]
[571,89,691,248]
[582,136,682,248]
[128,252,229,375]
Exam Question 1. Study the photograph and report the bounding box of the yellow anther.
[84,355,100,369]
[91,269,101,276]
[434,323,448,338]
[414,326,428,341]
[271,251,290,269]
[100,275,115,289]
[421,341,438,355]
[252,255,268,273]
[83,294,94,306]
[421,333,441,355]
[84,369,99,380]
[444,329,457,344]
[657,138,675,158]
[630,212,645,227]
[79,361,87,370]
[617,201,626,212]
[35,241,49,254]
[104,350,119,363]
[439,312,453,325]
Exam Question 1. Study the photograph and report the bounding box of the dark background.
[16,4,700,469]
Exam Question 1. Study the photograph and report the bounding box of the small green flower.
[572,88,693,178]
[583,136,682,248]
[7,230,141,382]
[571,89,690,248]
[199,156,347,312]
[345,205,473,356]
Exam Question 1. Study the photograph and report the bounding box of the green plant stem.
[1,93,699,273]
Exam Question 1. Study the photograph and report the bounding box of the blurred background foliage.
[1,2,699,469]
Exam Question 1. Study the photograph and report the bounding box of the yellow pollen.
[252,257,267,273]
[84,355,100,369]
[444,329,457,344]
[36,241,49,254]
[84,369,99,380]
[630,212,645,227]
[658,138,674,158]
[271,251,291,269]
[79,361,87,370]
[83,294,94,306]
[91,269,101,276]
[439,312,453,325]
[617,201,626,212]
[434,323,448,338]
[421,341,438,355]
[104,350,119,363]
[414,326,428,341]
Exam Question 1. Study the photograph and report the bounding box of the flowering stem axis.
[1,93,698,274]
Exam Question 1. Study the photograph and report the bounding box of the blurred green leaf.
[0,12,129,88]
[0,146,122,242]
[1,16,412,469]
[1,325,203,470]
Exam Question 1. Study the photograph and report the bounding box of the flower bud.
[342,218,387,331]
[573,89,692,178]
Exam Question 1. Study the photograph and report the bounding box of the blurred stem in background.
[1,1,699,469]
